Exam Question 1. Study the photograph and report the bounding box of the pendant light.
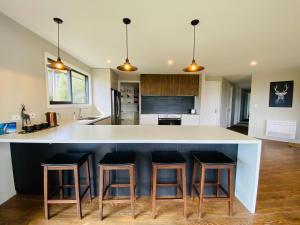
[47,18,70,72]
[117,18,138,72]
[183,19,205,72]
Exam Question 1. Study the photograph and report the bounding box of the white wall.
[0,12,93,126]
[92,69,112,116]
[0,143,16,204]
[0,12,94,205]
[249,69,300,142]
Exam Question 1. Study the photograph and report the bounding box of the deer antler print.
[274,83,289,104]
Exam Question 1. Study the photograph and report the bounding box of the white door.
[227,86,233,127]
[200,81,221,125]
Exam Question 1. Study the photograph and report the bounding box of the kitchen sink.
[79,117,100,120]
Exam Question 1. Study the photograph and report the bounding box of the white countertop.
[0,119,260,144]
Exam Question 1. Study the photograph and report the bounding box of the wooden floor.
[1,140,300,225]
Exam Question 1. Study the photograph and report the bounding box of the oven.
[158,114,181,125]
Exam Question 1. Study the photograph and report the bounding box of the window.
[47,58,89,105]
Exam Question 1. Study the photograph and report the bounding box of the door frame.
[118,80,141,115]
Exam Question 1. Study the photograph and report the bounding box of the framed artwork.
[269,80,294,107]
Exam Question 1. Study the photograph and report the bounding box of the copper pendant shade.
[117,18,138,72]
[183,19,205,72]
[47,18,70,72]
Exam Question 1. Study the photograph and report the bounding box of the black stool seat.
[99,151,135,165]
[42,153,89,166]
[192,151,235,164]
[152,151,185,164]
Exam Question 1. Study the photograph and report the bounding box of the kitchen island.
[0,124,261,213]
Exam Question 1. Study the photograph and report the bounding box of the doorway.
[226,75,252,135]
[118,81,140,125]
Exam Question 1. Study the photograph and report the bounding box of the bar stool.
[42,153,91,219]
[151,151,187,219]
[98,151,136,220]
[191,151,236,218]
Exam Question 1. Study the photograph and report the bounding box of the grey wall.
[141,96,194,114]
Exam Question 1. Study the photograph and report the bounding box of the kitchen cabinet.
[141,74,199,96]
[181,114,200,125]
[140,114,158,125]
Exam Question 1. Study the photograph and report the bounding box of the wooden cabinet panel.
[141,75,161,96]
[141,74,199,96]
[178,75,199,96]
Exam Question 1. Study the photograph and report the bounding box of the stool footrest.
[110,184,130,188]
[48,199,77,204]
[192,183,229,197]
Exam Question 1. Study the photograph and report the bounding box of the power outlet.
[11,115,21,121]
[29,113,36,119]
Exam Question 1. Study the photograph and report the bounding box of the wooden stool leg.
[129,165,135,219]
[43,166,49,219]
[133,165,136,201]
[99,166,104,220]
[177,168,181,196]
[191,159,197,200]
[199,165,206,219]
[152,165,157,219]
[85,160,92,202]
[228,167,234,216]
[105,170,110,199]
[74,166,82,219]
[182,164,187,218]
[58,170,63,199]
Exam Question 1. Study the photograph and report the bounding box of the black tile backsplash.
[141,96,194,114]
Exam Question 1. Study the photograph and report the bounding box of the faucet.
[78,108,83,120]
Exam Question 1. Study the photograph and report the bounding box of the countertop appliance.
[158,114,181,125]
[190,109,197,114]
[45,112,58,127]
[111,89,121,125]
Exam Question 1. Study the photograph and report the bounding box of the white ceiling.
[1,0,300,76]
[225,75,252,89]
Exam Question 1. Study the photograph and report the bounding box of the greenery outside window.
[47,58,89,105]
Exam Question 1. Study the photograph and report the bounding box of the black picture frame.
[269,80,294,107]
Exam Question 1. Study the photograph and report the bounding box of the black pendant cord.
[125,24,129,60]
[57,22,60,59]
[193,25,196,61]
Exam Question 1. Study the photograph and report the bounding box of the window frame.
[45,52,92,108]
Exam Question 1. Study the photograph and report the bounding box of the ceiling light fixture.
[106,59,112,64]
[250,61,257,66]
[168,60,174,65]
[183,19,205,72]
[117,18,137,72]
[47,18,70,72]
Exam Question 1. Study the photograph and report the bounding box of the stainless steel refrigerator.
[111,89,121,125]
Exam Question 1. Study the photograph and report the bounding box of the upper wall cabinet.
[141,74,199,96]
